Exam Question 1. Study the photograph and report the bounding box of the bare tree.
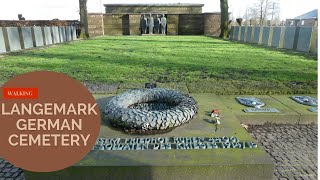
[220,0,229,38]
[245,0,280,26]
[79,0,89,38]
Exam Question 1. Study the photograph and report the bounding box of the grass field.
[0,36,317,94]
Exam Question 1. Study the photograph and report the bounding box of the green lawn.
[0,36,317,94]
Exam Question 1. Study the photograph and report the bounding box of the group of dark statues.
[141,14,167,35]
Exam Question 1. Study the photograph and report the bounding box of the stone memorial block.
[33,27,44,47]
[65,26,72,41]
[43,27,53,45]
[21,27,33,49]
[59,26,66,42]
[315,38,318,54]
[236,97,279,113]
[52,26,60,44]
[7,27,21,51]
[233,26,239,40]
[0,28,6,53]
[245,26,253,42]
[25,93,274,179]
[296,27,312,52]
[271,27,281,47]
[71,26,77,40]
[229,26,234,40]
[240,26,245,41]
[283,26,296,49]
[262,27,270,46]
[253,27,260,44]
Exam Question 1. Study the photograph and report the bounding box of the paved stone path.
[1,124,317,179]
[248,124,318,180]
[0,159,24,180]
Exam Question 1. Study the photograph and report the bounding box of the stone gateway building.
[88,3,221,36]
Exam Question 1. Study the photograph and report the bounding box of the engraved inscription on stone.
[244,108,279,113]
[309,107,318,113]
[92,136,258,151]
[236,97,265,108]
[291,96,318,107]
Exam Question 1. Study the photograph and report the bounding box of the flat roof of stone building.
[104,3,204,7]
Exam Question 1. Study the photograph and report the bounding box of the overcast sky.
[0,0,317,21]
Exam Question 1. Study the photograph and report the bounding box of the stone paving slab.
[248,124,317,180]
[270,95,318,124]
[218,95,300,125]
[0,158,24,179]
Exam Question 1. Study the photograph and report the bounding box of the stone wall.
[178,14,203,35]
[203,13,221,36]
[0,20,77,27]
[88,13,104,37]
[0,26,77,54]
[230,25,318,54]
[103,14,127,35]
[105,5,202,14]
[88,13,221,36]
[129,15,141,35]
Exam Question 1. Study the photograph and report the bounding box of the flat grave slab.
[218,95,300,125]
[25,93,274,180]
[270,95,318,124]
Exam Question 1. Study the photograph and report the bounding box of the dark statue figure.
[18,14,25,20]
[160,14,167,35]
[154,15,161,34]
[236,18,243,26]
[148,14,154,34]
[141,14,147,34]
